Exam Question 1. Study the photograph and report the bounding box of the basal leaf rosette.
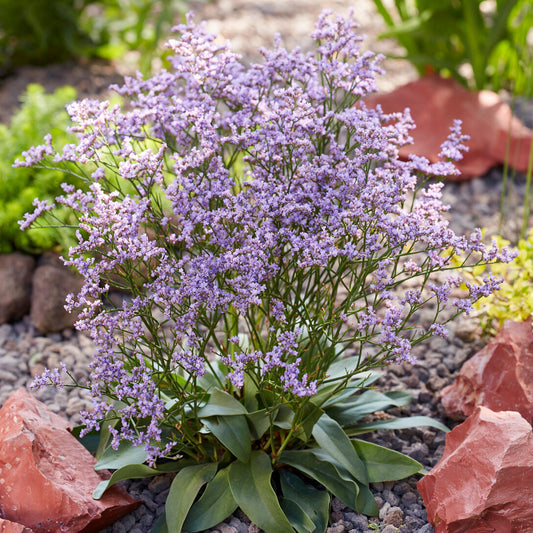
[18,11,515,532]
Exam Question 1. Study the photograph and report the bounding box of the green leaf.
[312,413,368,484]
[352,440,423,482]
[243,372,259,412]
[166,463,218,533]
[295,402,324,443]
[71,426,100,455]
[151,512,168,533]
[183,467,238,532]
[203,415,252,462]
[345,416,449,436]
[247,409,273,440]
[279,468,330,533]
[228,451,294,533]
[279,497,316,533]
[197,388,248,417]
[274,404,295,430]
[93,464,163,499]
[326,390,412,426]
[355,483,379,516]
[94,439,148,471]
[280,449,358,509]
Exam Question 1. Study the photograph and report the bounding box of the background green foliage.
[0,84,81,253]
[0,0,201,75]
[372,0,533,96]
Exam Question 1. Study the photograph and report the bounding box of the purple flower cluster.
[18,11,515,463]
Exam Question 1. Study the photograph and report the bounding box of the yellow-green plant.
[469,231,533,329]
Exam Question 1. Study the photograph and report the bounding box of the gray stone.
[382,488,400,506]
[381,526,400,533]
[344,513,368,529]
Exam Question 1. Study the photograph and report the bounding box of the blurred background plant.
[0,0,205,76]
[0,84,82,253]
[464,230,533,333]
[371,0,533,96]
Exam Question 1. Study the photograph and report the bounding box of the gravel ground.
[1,1,532,532]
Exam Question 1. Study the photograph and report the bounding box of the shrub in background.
[0,0,205,75]
[19,12,515,532]
[372,0,533,96]
[0,84,81,253]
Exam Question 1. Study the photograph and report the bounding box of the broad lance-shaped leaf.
[202,414,251,462]
[279,468,330,533]
[228,451,294,533]
[312,413,368,484]
[279,497,316,533]
[299,449,379,517]
[246,409,273,440]
[355,483,379,516]
[183,467,238,532]
[197,388,248,417]
[325,390,412,426]
[94,439,148,470]
[345,415,449,436]
[93,462,184,499]
[279,449,359,509]
[166,463,218,533]
[351,439,423,482]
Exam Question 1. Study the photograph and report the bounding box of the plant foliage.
[0,84,81,253]
[372,0,533,96]
[0,0,203,74]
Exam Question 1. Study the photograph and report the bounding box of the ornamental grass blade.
[279,497,316,533]
[325,390,412,426]
[344,416,449,436]
[312,413,368,485]
[279,449,358,509]
[166,463,218,533]
[279,468,330,533]
[228,451,294,533]
[203,414,251,462]
[352,439,423,482]
[197,388,248,417]
[183,467,238,532]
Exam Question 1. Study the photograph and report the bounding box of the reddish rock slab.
[0,518,34,532]
[0,253,35,324]
[441,319,533,424]
[0,389,140,533]
[30,254,84,334]
[366,75,533,180]
[418,406,533,532]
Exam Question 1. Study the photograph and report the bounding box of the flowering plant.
[18,11,514,532]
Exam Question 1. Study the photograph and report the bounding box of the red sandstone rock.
[418,406,533,532]
[0,389,140,533]
[366,75,533,180]
[0,518,34,532]
[441,319,533,424]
